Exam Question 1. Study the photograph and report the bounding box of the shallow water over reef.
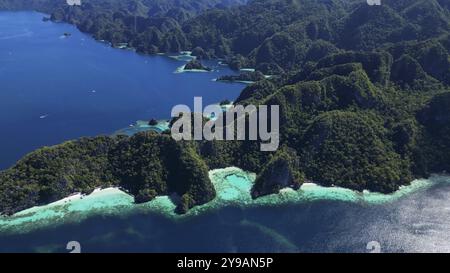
[1,167,450,253]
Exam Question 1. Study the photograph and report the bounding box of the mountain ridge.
[1,0,450,215]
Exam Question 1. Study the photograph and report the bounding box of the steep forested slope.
[0,0,247,51]
[1,0,450,215]
[0,133,215,215]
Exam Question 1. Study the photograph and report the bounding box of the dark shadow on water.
[0,202,385,253]
[1,183,450,253]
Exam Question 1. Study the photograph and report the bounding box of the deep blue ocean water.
[1,11,450,254]
[0,11,243,169]
[2,182,450,253]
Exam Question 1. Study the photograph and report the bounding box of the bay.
[0,11,244,169]
[1,11,450,254]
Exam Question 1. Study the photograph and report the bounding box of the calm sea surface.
[0,11,243,169]
[1,11,450,254]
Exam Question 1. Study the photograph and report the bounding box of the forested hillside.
[1,0,450,215]
[0,133,215,215]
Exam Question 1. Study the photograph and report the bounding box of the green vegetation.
[416,92,450,175]
[0,0,247,52]
[300,111,411,193]
[0,133,215,215]
[251,146,304,198]
[1,0,450,213]
[217,71,266,82]
[184,59,211,71]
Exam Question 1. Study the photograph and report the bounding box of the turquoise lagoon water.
[2,11,450,253]
[0,11,244,169]
[113,120,170,136]
[1,167,450,253]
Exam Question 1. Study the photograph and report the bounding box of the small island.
[149,119,159,126]
[183,60,212,72]
[2,0,450,224]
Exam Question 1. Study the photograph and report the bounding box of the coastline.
[214,78,255,84]
[0,2,450,253]
[1,167,448,235]
[1,10,449,244]
[113,120,170,136]
[174,64,212,74]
